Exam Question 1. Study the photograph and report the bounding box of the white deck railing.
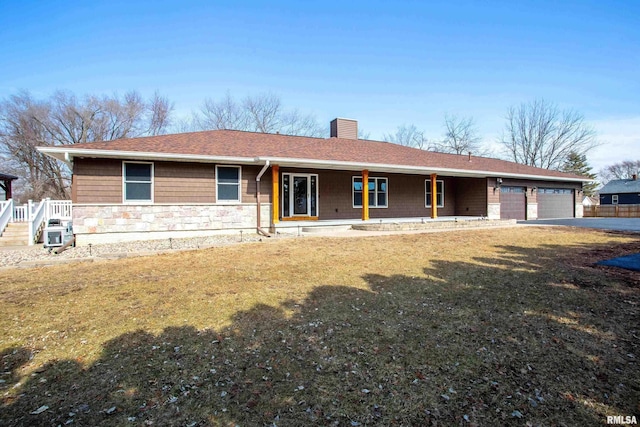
[13,204,28,222]
[0,198,73,245]
[28,199,47,245]
[0,199,13,238]
[48,200,73,219]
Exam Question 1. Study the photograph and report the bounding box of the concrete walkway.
[521,218,640,233]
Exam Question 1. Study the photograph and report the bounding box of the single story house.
[599,175,640,205]
[39,118,590,244]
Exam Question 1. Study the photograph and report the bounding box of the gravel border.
[1,221,523,269]
[0,233,290,268]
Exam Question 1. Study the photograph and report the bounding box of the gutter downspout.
[256,160,271,237]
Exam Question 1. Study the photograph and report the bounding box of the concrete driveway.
[520,218,640,232]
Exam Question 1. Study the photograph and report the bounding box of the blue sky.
[1,0,638,172]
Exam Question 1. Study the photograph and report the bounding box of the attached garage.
[500,186,526,220]
[538,188,574,219]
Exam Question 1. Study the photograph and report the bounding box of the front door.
[293,176,309,215]
[282,173,318,218]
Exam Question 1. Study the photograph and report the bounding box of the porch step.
[0,222,29,246]
[301,225,352,233]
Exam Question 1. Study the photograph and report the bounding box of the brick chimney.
[330,118,358,139]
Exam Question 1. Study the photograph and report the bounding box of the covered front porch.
[268,165,491,228]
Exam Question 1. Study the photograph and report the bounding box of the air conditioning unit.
[44,219,74,249]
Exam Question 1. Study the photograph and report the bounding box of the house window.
[353,176,388,208]
[123,162,153,203]
[425,180,444,207]
[612,195,619,205]
[216,166,241,203]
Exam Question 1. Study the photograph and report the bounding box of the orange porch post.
[431,173,438,219]
[272,165,279,224]
[362,170,369,221]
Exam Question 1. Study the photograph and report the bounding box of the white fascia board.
[258,157,590,183]
[37,147,257,165]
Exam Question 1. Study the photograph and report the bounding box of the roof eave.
[260,156,590,182]
[37,147,589,183]
[37,147,258,166]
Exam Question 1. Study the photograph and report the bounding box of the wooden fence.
[583,204,640,218]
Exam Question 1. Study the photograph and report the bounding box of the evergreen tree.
[562,151,598,196]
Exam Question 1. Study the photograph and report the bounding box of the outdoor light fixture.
[531,187,537,194]
[494,177,503,193]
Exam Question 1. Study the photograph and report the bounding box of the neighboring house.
[38,118,590,244]
[599,175,640,205]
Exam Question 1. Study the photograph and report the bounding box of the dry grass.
[0,227,638,426]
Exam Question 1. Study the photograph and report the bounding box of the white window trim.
[352,176,388,208]
[612,194,619,205]
[281,173,319,217]
[216,165,242,204]
[123,161,154,204]
[425,179,445,208]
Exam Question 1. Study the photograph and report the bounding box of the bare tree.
[599,160,640,184]
[243,93,281,133]
[0,91,69,200]
[357,128,371,140]
[500,99,597,170]
[147,91,174,136]
[192,92,325,137]
[433,114,486,155]
[383,124,430,149]
[279,110,325,137]
[0,90,173,200]
[196,92,248,131]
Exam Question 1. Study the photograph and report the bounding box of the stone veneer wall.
[73,204,271,244]
[487,203,501,220]
[527,202,538,220]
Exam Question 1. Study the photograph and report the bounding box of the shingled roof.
[599,178,640,194]
[38,129,589,182]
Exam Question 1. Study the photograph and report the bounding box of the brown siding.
[318,170,358,219]
[369,174,455,218]
[280,169,459,220]
[73,158,122,203]
[155,162,215,203]
[71,172,78,202]
[242,165,271,204]
[453,178,487,216]
[72,159,580,222]
[73,159,272,205]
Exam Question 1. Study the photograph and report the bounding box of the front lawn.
[0,227,638,426]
